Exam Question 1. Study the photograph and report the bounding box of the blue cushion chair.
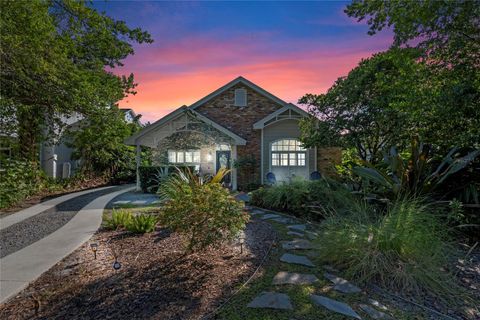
[266,172,277,185]
[310,171,322,181]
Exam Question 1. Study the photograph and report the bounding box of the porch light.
[206,152,213,162]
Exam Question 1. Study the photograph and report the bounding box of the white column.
[135,143,141,192]
[231,145,238,191]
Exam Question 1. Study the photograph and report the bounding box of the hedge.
[139,166,195,193]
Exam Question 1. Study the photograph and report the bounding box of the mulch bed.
[0,220,276,320]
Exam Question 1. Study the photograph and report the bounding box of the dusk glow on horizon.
[93,1,392,122]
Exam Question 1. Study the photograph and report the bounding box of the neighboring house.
[126,76,341,191]
[41,108,138,178]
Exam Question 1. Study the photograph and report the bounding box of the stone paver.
[282,239,313,250]
[261,213,281,220]
[305,231,318,240]
[249,209,265,216]
[287,224,306,232]
[368,299,388,311]
[324,273,361,293]
[271,217,294,224]
[280,253,315,267]
[287,231,304,237]
[247,292,293,310]
[359,304,393,319]
[235,193,250,202]
[272,271,319,285]
[310,295,362,319]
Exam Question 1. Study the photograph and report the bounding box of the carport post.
[136,143,141,191]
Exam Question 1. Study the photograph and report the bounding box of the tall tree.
[0,0,152,160]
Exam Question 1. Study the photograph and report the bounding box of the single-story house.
[126,76,340,191]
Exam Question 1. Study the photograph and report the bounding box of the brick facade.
[195,84,283,189]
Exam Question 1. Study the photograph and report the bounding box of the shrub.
[139,165,195,193]
[126,214,158,233]
[159,168,248,251]
[317,198,459,300]
[103,209,133,230]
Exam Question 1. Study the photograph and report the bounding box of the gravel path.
[0,186,126,258]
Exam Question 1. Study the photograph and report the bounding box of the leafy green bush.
[250,178,361,219]
[126,214,158,233]
[103,209,133,230]
[159,168,248,251]
[317,198,458,300]
[139,165,195,193]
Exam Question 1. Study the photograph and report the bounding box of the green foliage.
[0,160,43,208]
[158,168,248,251]
[317,198,459,300]
[353,137,480,198]
[251,178,361,219]
[139,165,195,193]
[126,214,159,234]
[0,0,152,160]
[103,209,133,230]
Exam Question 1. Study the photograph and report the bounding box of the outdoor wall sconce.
[206,152,213,162]
[90,242,98,260]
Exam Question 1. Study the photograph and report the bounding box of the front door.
[216,151,231,184]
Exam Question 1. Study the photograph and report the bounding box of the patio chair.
[310,171,322,181]
[266,172,277,185]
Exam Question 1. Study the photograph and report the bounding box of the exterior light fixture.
[206,152,212,162]
[113,261,122,270]
[90,242,98,259]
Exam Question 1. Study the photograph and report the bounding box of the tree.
[345,0,480,152]
[299,48,423,163]
[0,0,152,160]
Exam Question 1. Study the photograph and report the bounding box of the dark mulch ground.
[0,220,276,320]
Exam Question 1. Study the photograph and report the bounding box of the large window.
[271,139,306,167]
[168,150,200,164]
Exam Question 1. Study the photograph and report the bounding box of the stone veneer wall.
[194,83,283,189]
[317,147,342,177]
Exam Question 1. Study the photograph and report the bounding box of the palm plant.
[353,136,480,197]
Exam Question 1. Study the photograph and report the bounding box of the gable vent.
[234,89,247,107]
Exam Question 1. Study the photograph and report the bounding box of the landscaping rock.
[280,253,315,267]
[282,239,313,250]
[287,231,304,237]
[310,295,361,319]
[247,292,293,310]
[359,304,393,319]
[261,213,281,220]
[272,271,319,285]
[324,273,361,293]
[287,224,306,232]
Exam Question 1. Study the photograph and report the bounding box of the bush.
[159,168,248,251]
[103,209,133,230]
[126,214,158,233]
[250,178,361,219]
[139,166,195,193]
[317,198,459,300]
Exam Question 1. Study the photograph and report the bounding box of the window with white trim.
[168,150,200,164]
[271,139,306,167]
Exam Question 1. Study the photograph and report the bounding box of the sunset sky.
[93,1,392,122]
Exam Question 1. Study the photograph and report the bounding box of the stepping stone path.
[280,253,315,267]
[261,213,281,220]
[271,217,294,224]
[287,231,304,237]
[272,271,319,285]
[305,231,318,240]
[250,209,265,216]
[247,292,293,310]
[287,224,306,232]
[359,304,393,319]
[324,273,362,294]
[282,239,313,250]
[368,299,388,311]
[310,295,362,319]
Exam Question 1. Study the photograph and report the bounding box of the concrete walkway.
[0,185,134,303]
[0,186,116,230]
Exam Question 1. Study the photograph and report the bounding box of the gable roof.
[253,103,310,129]
[189,76,291,110]
[125,106,246,146]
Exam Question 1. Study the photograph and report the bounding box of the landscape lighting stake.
[90,243,98,259]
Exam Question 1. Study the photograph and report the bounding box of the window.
[168,150,200,164]
[271,139,306,167]
[234,88,247,107]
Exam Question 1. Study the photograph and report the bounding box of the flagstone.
[310,295,361,319]
[247,292,293,310]
[271,217,293,224]
[287,224,306,232]
[261,213,281,220]
[287,231,304,237]
[282,239,313,250]
[359,304,393,319]
[324,273,361,293]
[280,253,315,267]
[305,231,318,240]
[272,271,319,285]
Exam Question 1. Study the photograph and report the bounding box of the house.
[126,76,340,191]
[41,108,139,178]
